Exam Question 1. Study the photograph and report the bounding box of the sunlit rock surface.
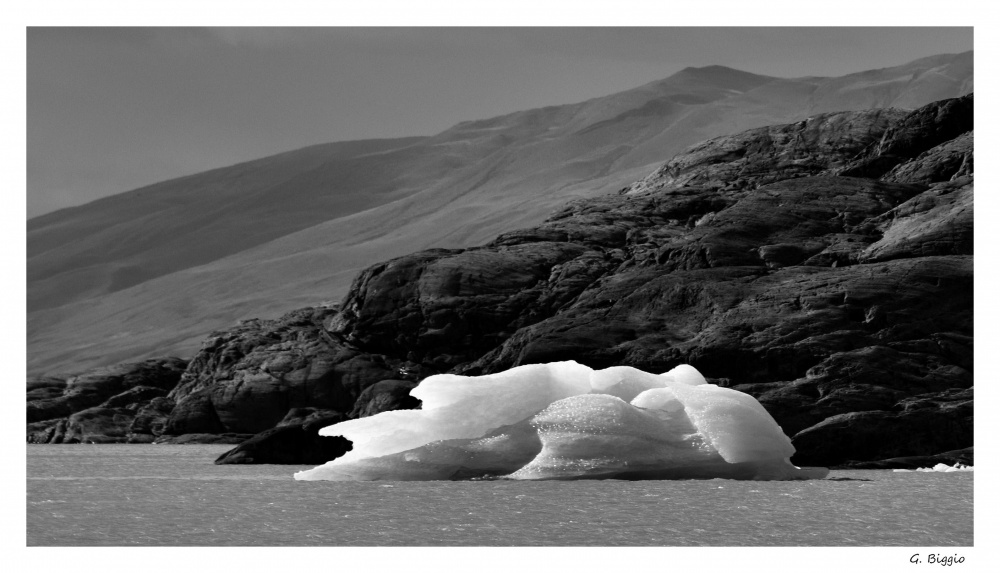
[294,363,827,481]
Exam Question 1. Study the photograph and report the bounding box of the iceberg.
[294,362,829,481]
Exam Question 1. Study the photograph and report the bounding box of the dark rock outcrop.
[164,307,400,436]
[857,177,972,263]
[214,425,352,465]
[838,446,973,470]
[330,243,604,369]
[791,388,973,466]
[161,309,428,459]
[128,397,177,437]
[27,357,187,443]
[27,357,186,424]
[622,108,909,195]
[882,132,973,185]
[26,376,69,402]
[837,93,973,179]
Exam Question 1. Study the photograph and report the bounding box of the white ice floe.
[893,463,973,473]
[294,362,829,481]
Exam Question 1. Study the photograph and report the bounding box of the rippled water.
[27,445,972,546]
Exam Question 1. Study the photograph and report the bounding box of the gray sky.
[27,27,973,218]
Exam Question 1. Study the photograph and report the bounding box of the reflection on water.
[27,445,973,546]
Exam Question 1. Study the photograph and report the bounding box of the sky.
[27,26,974,218]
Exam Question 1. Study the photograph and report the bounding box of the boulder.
[350,379,421,418]
[214,425,352,465]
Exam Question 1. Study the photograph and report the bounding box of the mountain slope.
[28,137,429,311]
[27,52,973,376]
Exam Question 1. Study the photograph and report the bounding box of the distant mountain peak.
[665,64,776,92]
[678,64,743,74]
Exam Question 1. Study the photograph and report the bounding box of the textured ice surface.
[294,362,828,481]
[894,463,974,473]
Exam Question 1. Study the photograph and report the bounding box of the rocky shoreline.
[27,94,973,470]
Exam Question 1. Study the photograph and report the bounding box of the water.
[27,444,972,546]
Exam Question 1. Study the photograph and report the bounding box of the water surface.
[27,445,972,546]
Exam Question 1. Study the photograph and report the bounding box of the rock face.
[163,306,425,442]
[790,388,973,466]
[167,309,386,433]
[29,95,973,467]
[331,244,606,369]
[623,108,909,195]
[837,94,973,179]
[839,446,973,470]
[27,358,187,443]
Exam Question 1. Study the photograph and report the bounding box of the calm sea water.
[27,444,972,546]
